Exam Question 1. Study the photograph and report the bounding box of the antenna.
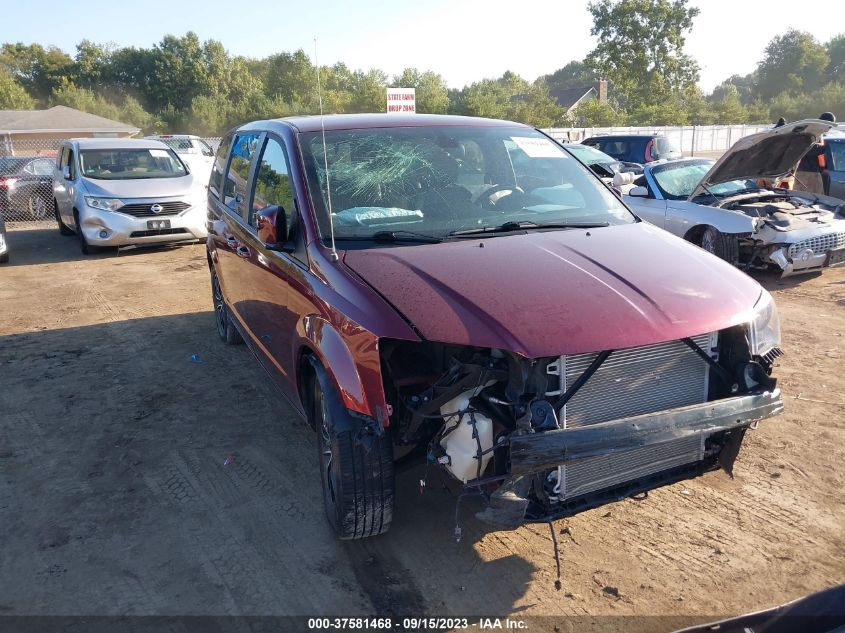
[314,38,339,263]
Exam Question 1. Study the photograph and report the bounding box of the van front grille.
[120,201,190,217]
[545,333,717,501]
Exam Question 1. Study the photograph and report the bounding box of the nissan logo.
[150,204,164,214]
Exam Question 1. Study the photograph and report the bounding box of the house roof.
[0,105,139,134]
[549,86,597,110]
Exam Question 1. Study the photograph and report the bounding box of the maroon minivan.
[206,114,783,539]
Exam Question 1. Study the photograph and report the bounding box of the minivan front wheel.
[56,202,73,236]
[211,268,242,345]
[74,212,105,255]
[314,377,394,539]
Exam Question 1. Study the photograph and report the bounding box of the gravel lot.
[1,226,843,632]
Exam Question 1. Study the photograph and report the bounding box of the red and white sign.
[387,87,416,113]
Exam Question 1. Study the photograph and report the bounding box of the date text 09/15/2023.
[307,617,529,630]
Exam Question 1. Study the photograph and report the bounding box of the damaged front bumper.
[476,390,782,527]
[508,389,783,475]
[769,246,834,276]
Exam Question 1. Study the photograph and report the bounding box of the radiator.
[545,332,717,500]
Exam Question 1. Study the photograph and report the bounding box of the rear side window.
[654,136,680,160]
[25,159,53,176]
[199,140,215,157]
[597,139,629,160]
[209,133,234,200]
[829,142,845,171]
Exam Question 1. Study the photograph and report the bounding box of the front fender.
[667,201,758,237]
[300,315,388,425]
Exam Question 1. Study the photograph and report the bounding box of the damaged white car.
[625,120,845,276]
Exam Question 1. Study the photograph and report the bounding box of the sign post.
[386,88,416,113]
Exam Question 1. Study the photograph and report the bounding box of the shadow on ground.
[2,226,200,267]
[0,313,533,618]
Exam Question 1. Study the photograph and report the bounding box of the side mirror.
[62,165,71,180]
[628,185,649,198]
[257,205,294,252]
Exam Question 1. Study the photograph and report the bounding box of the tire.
[28,195,48,220]
[314,376,394,539]
[211,268,243,345]
[74,211,104,255]
[696,226,739,264]
[56,202,73,236]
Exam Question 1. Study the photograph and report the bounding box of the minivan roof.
[245,113,532,134]
[68,138,170,150]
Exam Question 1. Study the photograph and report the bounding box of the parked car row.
[0,118,836,551]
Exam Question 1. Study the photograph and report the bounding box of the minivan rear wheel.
[313,377,394,539]
[211,268,243,345]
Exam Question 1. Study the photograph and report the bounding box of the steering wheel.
[476,184,525,209]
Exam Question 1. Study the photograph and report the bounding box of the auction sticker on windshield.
[510,136,565,158]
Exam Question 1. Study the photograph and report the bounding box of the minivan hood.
[343,223,762,357]
[81,174,197,198]
[690,119,834,199]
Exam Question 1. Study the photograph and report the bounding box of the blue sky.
[2,0,841,91]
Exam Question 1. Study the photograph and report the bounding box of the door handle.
[236,246,251,259]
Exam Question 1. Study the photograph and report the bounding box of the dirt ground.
[1,226,843,632]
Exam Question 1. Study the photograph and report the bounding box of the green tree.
[265,49,316,107]
[74,40,114,90]
[458,71,564,127]
[392,68,449,113]
[710,85,747,124]
[586,0,700,111]
[827,33,845,82]
[755,29,829,100]
[711,73,756,105]
[50,83,156,133]
[570,99,624,126]
[0,68,35,108]
[541,61,599,91]
[146,33,230,111]
[0,43,74,102]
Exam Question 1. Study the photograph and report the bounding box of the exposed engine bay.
[710,192,845,275]
[379,327,781,530]
[721,192,841,230]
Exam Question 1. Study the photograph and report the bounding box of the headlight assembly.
[84,197,124,211]
[748,289,781,357]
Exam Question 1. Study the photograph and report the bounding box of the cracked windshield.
[301,126,634,241]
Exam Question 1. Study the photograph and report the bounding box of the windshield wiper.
[449,220,609,237]
[336,230,443,244]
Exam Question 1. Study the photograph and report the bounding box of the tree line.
[0,0,843,135]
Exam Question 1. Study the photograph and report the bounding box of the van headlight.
[748,289,781,356]
[84,197,124,211]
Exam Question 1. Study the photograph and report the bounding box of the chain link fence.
[1,138,62,227]
[1,136,220,230]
